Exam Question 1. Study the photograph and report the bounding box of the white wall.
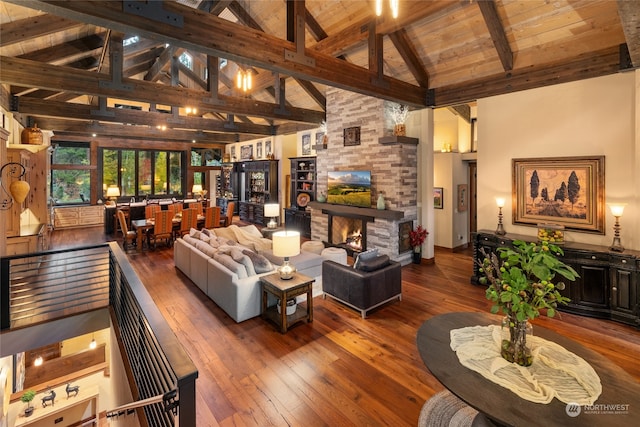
[477,72,639,250]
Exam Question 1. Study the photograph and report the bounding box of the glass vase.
[501,316,533,366]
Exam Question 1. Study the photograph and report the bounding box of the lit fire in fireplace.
[345,229,362,251]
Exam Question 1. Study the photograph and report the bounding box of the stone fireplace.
[308,89,419,265]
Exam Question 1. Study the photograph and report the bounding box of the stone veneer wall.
[309,88,418,264]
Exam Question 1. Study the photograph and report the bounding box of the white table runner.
[450,325,602,405]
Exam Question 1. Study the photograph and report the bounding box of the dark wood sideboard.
[471,230,640,328]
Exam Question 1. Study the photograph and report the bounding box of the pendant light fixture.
[376,0,399,19]
[236,68,252,93]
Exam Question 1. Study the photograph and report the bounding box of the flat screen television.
[327,170,371,207]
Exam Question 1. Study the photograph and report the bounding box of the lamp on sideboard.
[264,203,280,229]
[272,230,300,280]
[192,184,203,200]
[608,203,627,252]
[105,185,120,206]
[0,162,30,210]
[495,197,506,236]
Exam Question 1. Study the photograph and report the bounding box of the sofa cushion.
[213,253,248,279]
[195,240,217,258]
[357,254,391,272]
[353,248,379,270]
[243,249,274,274]
[230,247,256,276]
[183,235,199,247]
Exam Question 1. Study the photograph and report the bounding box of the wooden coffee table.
[261,272,314,333]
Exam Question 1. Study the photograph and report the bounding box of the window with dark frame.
[50,142,91,205]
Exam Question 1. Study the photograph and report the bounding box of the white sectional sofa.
[173,224,323,322]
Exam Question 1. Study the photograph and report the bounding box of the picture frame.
[302,133,312,155]
[265,140,272,157]
[457,184,468,212]
[512,156,605,233]
[434,187,444,209]
[315,132,326,150]
[343,126,361,146]
[256,141,263,159]
[240,144,253,160]
[230,146,236,161]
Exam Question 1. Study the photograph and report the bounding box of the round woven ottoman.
[321,247,348,265]
[301,240,325,255]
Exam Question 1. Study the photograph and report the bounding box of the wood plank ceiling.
[0,0,637,144]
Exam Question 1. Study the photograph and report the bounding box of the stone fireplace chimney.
[308,89,418,265]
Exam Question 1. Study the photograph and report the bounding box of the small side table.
[261,272,314,333]
[260,226,284,239]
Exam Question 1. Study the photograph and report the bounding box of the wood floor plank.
[50,226,640,426]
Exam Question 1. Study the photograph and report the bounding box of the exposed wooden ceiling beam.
[7,0,427,107]
[430,46,621,107]
[35,117,239,143]
[477,0,513,72]
[0,56,326,123]
[14,97,275,136]
[388,28,429,88]
[0,13,83,47]
[617,0,640,68]
[17,33,105,65]
[144,46,176,82]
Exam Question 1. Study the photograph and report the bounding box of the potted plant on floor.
[409,225,428,264]
[21,389,36,417]
[478,240,578,366]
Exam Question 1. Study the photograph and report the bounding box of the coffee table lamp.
[264,203,280,229]
[272,230,300,280]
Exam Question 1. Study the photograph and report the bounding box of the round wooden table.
[416,312,640,426]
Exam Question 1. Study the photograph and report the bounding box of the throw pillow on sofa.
[242,249,274,274]
[229,247,256,276]
[213,252,248,279]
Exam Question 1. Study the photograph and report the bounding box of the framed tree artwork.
[512,156,605,233]
[343,126,361,146]
[302,133,312,155]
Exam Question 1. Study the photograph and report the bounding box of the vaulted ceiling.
[1,0,638,144]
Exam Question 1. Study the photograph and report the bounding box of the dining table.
[130,215,204,251]
[416,312,640,426]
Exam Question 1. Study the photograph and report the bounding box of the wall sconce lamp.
[495,197,506,236]
[272,231,300,280]
[0,162,30,210]
[608,203,626,252]
[89,333,97,350]
[264,203,280,229]
[34,355,43,367]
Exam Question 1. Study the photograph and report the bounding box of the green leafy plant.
[478,240,579,365]
[20,390,36,405]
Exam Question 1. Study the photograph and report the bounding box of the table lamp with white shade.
[192,184,203,199]
[106,185,120,206]
[264,203,280,229]
[272,230,300,280]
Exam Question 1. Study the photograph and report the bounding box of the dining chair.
[188,202,203,216]
[176,208,198,238]
[221,201,235,227]
[204,206,221,229]
[148,210,174,249]
[117,209,137,251]
[145,204,161,219]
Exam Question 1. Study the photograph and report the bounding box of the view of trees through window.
[51,143,91,204]
[102,148,184,199]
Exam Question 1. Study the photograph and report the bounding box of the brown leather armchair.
[322,255,402,318]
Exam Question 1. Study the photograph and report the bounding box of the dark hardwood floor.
[50,225,640,426]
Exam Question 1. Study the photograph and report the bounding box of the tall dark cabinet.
[238,160,278,226]
[284,157,316,238]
